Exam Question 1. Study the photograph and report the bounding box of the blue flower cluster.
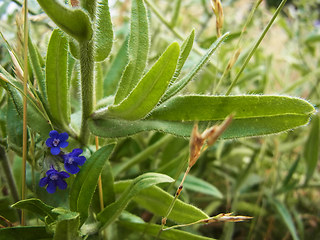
[40,130,86,193]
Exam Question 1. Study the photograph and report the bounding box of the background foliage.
[0,0,319,239]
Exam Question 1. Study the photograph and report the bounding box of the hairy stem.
[79,40,94,145]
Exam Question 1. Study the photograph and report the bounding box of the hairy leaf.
[114,0,149,104]
[97,173,174,229]
[95,0,113,61]
[89,95,314,138]
[118,220,213,240]
[114,181,209,224]
[97,42,180,120]
[69,144,115,225]
[37,0,92,42]
[46,29,70,128]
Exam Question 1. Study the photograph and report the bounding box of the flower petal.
[58,171,70,178]
[65,162,80,174]
[72,148,83,156]
[74,156,86,166]
[39,177,49,187]
[49,130,59,138]
[46,181,57,194]
[51,147,60,155]
[46,138,53,148]
[59,132,69,142]
[59,141,69,148]
[57,179,68,190]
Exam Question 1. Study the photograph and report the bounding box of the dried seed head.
[189,124,205,168]
[211,0,224,37]
[207,114,233,146]
[227,48,241,71]
[71,0,79,7]
[9,50,24,81]
[203,213,253,223]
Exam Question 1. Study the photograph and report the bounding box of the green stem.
[79,40,94,145]
[156,165,191,239]
[225,0,287,95]
[0,146,20,203]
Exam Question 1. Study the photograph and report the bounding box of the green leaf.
[118,220,213,240]
[28,36,46,99]
[68,38,80,59]
[104,38,129,96]
[11,198,58,224]
[95,62,104,101]
[69,144,115,224]
[114,0,149,104]
[46,29,70,128]
[0,226,52,240]
[162,32,229,102]
[95,0,113,62]
[89,95,315,138]
[176,174,223,199]
[114,181,209,224]
[149,95,315,121]
[94,42,180,120]
[271,199,299,240]
[52,209,81,240]
[6,84,51,139]
[97,173,174,229]
[37,0,92,42]
[7,96,23,147]
[304,114,320,184]
[172,29,195,81]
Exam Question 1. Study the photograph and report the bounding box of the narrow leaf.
[6,84,51,139]
[114,181,209,224]
[37,0,92,42]
[95,62,104,101]
[104,38,129,96]
[89,95,315,138]
[172,29,195,81]
[114,0,149,104]
[271,199,299,240]
[304,114,320,184]
[95,42,180,120]
[69,144,115,224]
[162,32,229,102]
[95,0,113,62]
[0,226,52,240]
[118,220,213,240]
[46,29,70,128]
[97,173,174,229]
[53,210,81,240]
[176,174,223,199]
[11,198,58,224]
[149,95,314,121]
[7,96,23,147]
[28,36,46,99]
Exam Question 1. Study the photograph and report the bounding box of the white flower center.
[68,157,74,164]
[53,138,60,146]
[50,174,58,180]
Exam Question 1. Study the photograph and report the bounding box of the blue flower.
[46,130,69,155]
[39,166,70,193]
[62,148,86,174]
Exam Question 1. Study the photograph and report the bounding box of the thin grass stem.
[226,0,288,95]
[21,0,29,226]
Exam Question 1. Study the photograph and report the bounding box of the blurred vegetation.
[0,0,319,239]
